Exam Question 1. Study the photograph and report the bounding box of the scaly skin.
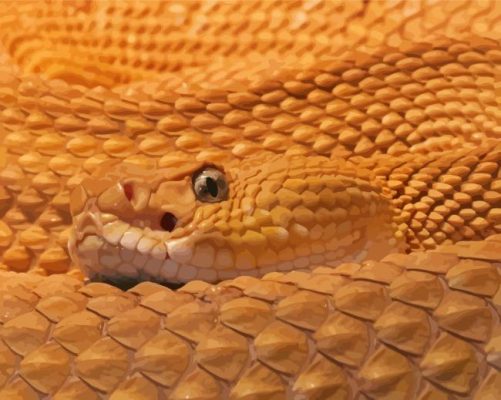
[1,238,501,399]
[0,0,500,399]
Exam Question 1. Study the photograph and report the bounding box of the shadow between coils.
[92,276,185,291]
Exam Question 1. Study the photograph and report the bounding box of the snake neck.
[358,139,501,252]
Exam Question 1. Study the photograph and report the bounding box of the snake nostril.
[160,212,177,232]
[123,183,133,201]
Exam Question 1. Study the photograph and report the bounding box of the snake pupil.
[206,177,218,197]
[160,212,177,232]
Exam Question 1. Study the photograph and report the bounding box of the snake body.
[0,1,500,399]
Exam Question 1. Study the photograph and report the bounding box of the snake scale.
[0,0,500,399]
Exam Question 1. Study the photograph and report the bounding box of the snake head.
[68,154,404,285]
[68,157,222,283]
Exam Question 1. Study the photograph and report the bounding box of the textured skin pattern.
[68,140,501,284]
[0,0,500,398]
[1,237,501,399]
[0,3,500,277]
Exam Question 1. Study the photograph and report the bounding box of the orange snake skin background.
[0,1,500,399]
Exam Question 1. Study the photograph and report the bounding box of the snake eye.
[192,167,228,203]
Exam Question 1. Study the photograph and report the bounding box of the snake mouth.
[69,199,208,284]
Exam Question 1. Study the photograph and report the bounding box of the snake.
[0,0,500,398]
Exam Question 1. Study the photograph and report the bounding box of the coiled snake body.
[0,1,500,399]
